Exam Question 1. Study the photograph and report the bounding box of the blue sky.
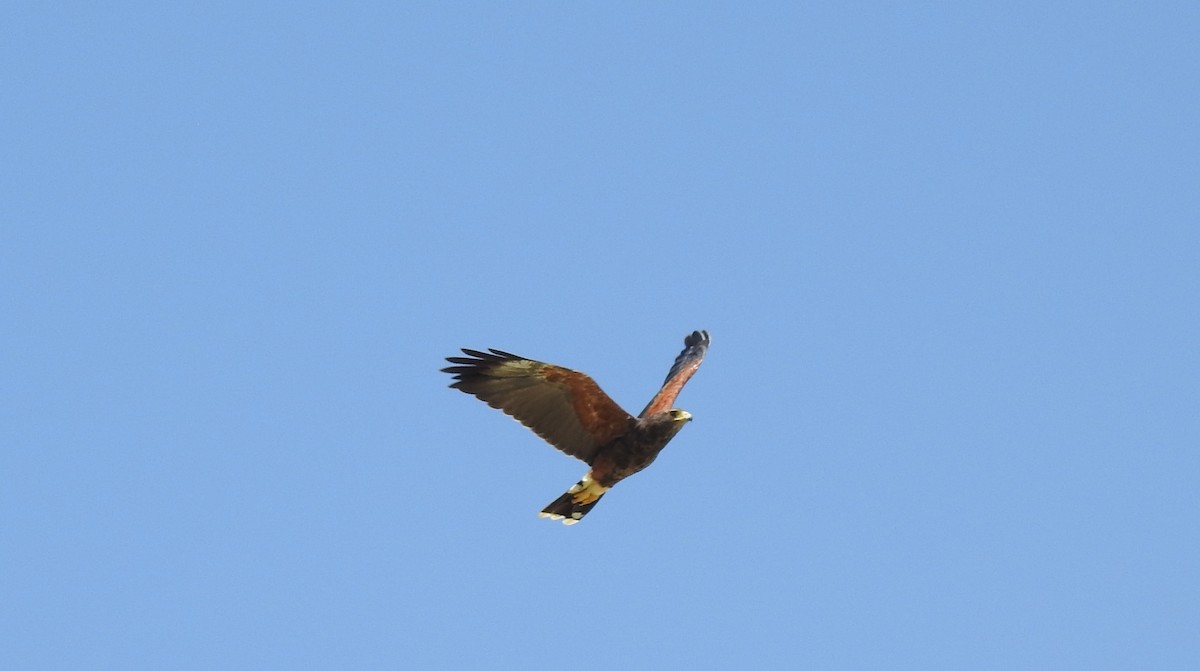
[3,3,1198,669]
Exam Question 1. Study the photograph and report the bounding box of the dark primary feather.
[660,330,710,386]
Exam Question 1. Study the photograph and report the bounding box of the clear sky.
[3,3,1198,669]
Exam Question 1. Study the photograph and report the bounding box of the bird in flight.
[442,330,710,525]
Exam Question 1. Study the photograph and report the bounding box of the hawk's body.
[442,330,709,524]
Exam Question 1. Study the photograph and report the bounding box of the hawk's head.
[641,408,691,441]
[668,409,693,423]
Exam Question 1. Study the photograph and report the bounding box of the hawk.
[442,330,710,525]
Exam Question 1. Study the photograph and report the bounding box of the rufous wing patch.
[541,367,630,444]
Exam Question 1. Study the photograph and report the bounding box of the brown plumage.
[442,330,710,525]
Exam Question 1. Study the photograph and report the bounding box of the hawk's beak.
[677,410,693,422]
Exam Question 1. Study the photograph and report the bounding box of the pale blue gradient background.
[3,3,1197,669]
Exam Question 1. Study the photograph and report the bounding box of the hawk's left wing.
[443,349,634,464]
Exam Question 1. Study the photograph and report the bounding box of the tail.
[539,474,609,525]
